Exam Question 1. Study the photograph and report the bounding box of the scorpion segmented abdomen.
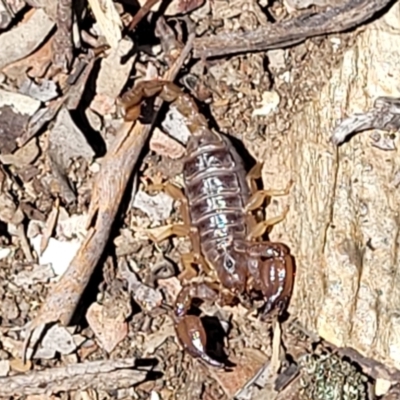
[183,130,250,257]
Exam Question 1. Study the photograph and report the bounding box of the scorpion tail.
[175,315,224,368]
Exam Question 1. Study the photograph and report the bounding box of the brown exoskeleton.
[121,80,295,368]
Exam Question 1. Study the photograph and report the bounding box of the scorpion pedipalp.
[247,242,295,317]
[174,283,224,368]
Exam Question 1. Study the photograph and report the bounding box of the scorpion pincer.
[121,80,295,368]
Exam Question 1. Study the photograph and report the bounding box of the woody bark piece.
[22,35,194,361]
[244,2,400,374]
[0,358,148,397]
[193,0,394,59]
[52,0,74,72]
[331,96,400,146]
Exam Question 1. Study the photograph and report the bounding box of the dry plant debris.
[0,0,398,399]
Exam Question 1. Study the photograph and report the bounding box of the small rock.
[19,78,58,102]
[85,107,103,133]
[0,247,11,260]
[267,49,287,72]
[114,228,141,257]
[33,347,56,360]
[0,192,24,225]
[0,137,40,167]
[1,296,19,320]
[0,360,10,377]
[86,302,128,353]
[0,88,41,115]
[0,8,54,70]
[72,334,87,347]
[150,128,186,159]
[30,234,81,276]
[12,263,55,286]
[90,92,116,116]
[161,107,191,145]
[119,260,163,311]
[90,1,122,49]
[375,378,393,397]
[56,211,88,240]
[41,324,77,355]
[133,190,174,222]
[143,319,175,354]
[157,276,182,303]
[9,358,31,373]
[49,107,95,171]
[94,39,135,99]
[210,349,267,398]
[0,106,31,154]
[252,91,280,117]
[150,391,161,400]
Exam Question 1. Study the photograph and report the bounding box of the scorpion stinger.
[174,283,225,368]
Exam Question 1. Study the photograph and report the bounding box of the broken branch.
[22,34,194,362]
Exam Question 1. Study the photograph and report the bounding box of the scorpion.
[121,80,295,368]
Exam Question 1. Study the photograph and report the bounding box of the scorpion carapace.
[121,79,295,368]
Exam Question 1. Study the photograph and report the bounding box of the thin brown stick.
[193,0,394,59]
[0,358,148,397]
[127,0,161,31]
[52,0,74,72]
[22,34,195,361]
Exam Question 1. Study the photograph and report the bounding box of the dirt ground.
[0,0,399,399]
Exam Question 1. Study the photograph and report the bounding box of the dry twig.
[128,0,161,31]
[22,34,195,362]
[52,0,74,72]
[0,358,149,397]
[193,0,394,59]
[331,96,400,145]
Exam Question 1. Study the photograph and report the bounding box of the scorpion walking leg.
[147,182,211,279]
[244,167,292,239]
[121,80,172,121]
[246,162,264,194]
[245,177,292,212]
[246,206,290,241]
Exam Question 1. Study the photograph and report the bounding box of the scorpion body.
[121,80,294,367]
[183,131,251,292]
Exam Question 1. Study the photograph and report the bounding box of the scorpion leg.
[246,206,290,241]
[244,172,292,239]
[147,182,211,279]
[174,282,225,368]
[121,80,170,121]
[147,223,190,243]
[246,162,264,194]
[245,178,292,212]
[149,182,192,225]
